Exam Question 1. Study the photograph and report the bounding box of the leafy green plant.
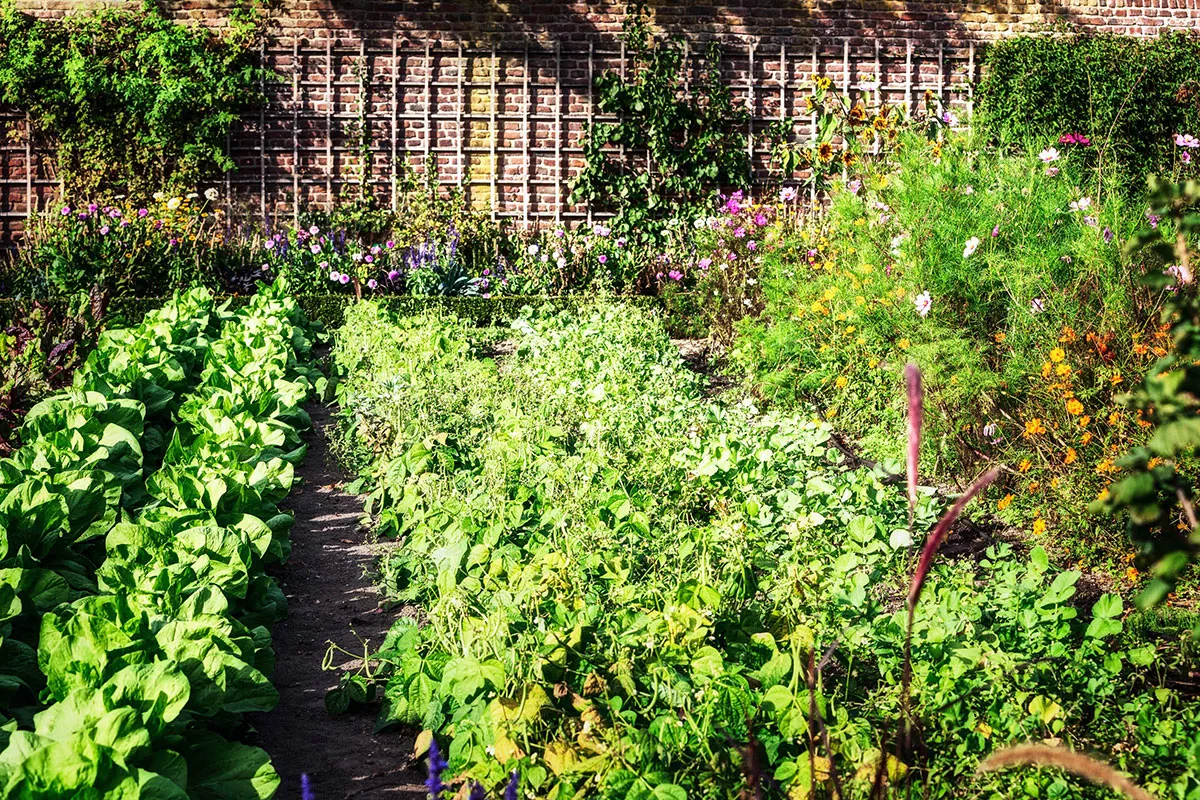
[569,4,750,247]
[0,0,268,199]
[1093,176,1200,608]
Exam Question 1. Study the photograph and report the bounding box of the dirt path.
[249,402,425,800]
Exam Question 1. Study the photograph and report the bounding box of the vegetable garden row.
[0,283,319,798]
[329,302,1200,800]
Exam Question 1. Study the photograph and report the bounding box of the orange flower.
[1033,518,1047,536]
[1081,431,1093,446]
[1147,457,1163,469]
[1126,566,1140,582]
[1023,418,1047,438]
[1108,411,1121,426]
[1059,326,1077,343]
[1064,448,1078,465]
[1041,362,1053,379]
[1066,399,1084,416]
[998,494,1014,511]
[994,332,1007,343]
[1110,373,1123,385]
[1019,459,1032,473]
[1056,364,1072,377]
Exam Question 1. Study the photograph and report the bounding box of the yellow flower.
[823,287,839,301]
[997,494,1014,511]
[1126,567,1140,582]
[868,358,879,368]
[818,142,835,162]
[994,332,1007,343]
[1080,431,1093,446]
[1023,418,1047,438]
[825,408,838,419]
[1110,372,1123,385]
[1108,411,1121,426]
[1033,518,1047,536]
[1041,362,1053,379]
[1147,457,1163,469]
[835,376,849,389]
[1049,348,1066,363]
[898,338,911,350]
[1065,399,1084,416]
[1097,488,1110,502]
[1019,459,1032,473]
[1064,448,1077,465]
[1056,364,1071,377]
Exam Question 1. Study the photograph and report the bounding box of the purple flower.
[483,268,491,276]
[1184,151,1193,165]
[1103,227,1114,244]
[469,784,487,800]
[99,225,110,235]
[598,254,608,263]
[1031,297,1045,314]
[668,269,683,281]
[616,237,627,248]
[60,205,71,216]
[339,273,351,285]
[365,254,374,264]
[734,227,747,238]
[505,770,520,800]
[754,212,768,227]
[87,203,98,214]
[137,208,149,218]
[387,270,400,281]
[386,239,395,249]
[426,739,448,799]
[367,279,378,289]
[991,225,1000,238]
[942,110,958,126]
[1147,211,1160,228]
[747,240,757,251]
[301,774,313,800]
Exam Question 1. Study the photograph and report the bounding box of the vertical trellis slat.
[938,41,946,109]
[872,38,881,156]
[522,43,531,224]
[809,42,818,205]
[292,39,301,228]
[905,39,913,116]
[586,41,594,226]
[260,40,268,224]
[967,41,976,120]
[422,44,432,174]
[490,45,498,223]
[390,34,398,211]
[747,41,756,173]
[23,113,32,217]
[554,42,563,223]
[359,38,368,196]
[841,39,849,181]
[456,45,466,190]
[325,39,333,208]
[779,43,787,122]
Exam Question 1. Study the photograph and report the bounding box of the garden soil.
[248,402,425,799]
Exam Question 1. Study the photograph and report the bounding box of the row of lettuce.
[0,282,319,798]
[330,301,1200,800]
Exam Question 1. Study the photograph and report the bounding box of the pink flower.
[754,213,768,227]
[1184,151,1193,165]
[780,186,799,203]
[847,179,862,195]
[60,205,71,216]
[1039,147,1060,163]
[1174,133,1199,148]
[991,225,1000,238]
[1045,166,1060,177]
[387,270,400,281]
[914,291,932,318]
[367,279,378,289]
[99,225,110,235]
[698,258,712,270]
[339,273,351,285]
[747,240,757,251]
[598,254,607,263]
[668,270,683,281]
[734,227,746,238]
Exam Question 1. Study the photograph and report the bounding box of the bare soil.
[248,402,425,800]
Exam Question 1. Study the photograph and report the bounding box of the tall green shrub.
[977,32,1200,185]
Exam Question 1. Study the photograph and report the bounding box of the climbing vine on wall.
[569,3,750,244]
[0,0,270,201]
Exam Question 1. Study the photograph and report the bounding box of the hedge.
[1,293,671,333]
[976,31,1200,185]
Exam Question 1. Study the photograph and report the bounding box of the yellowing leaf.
[543,741,579,776]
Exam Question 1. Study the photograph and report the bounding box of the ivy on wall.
[0,0,269,201]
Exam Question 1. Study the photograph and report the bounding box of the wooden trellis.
[0,36,978,241]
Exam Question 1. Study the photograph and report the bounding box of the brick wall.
[3,0,1200,239]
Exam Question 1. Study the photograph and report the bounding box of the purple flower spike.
[426,739,449,799]
[301,774,314,800]
[505,769,520,800]
[468,784,487,800]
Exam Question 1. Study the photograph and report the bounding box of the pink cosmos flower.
[914,291,932,318]
[1174,133,1199,148]
[780,186,799,203]
[1039,147,1060,163]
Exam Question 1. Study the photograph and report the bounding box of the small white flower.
[527,243,540,256]
[914,291,932,318]
[1039,147,1060,163]
[1031,297,1046,314]
[963,236,981,258]
[166,196,182,210]
[204,188,219,202]
[1069,197,1092,212]
[889,529,913,549]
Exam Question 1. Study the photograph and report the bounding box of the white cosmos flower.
[914,291,932,318]
[1039,147,1060,163]
[963,237,981,258]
